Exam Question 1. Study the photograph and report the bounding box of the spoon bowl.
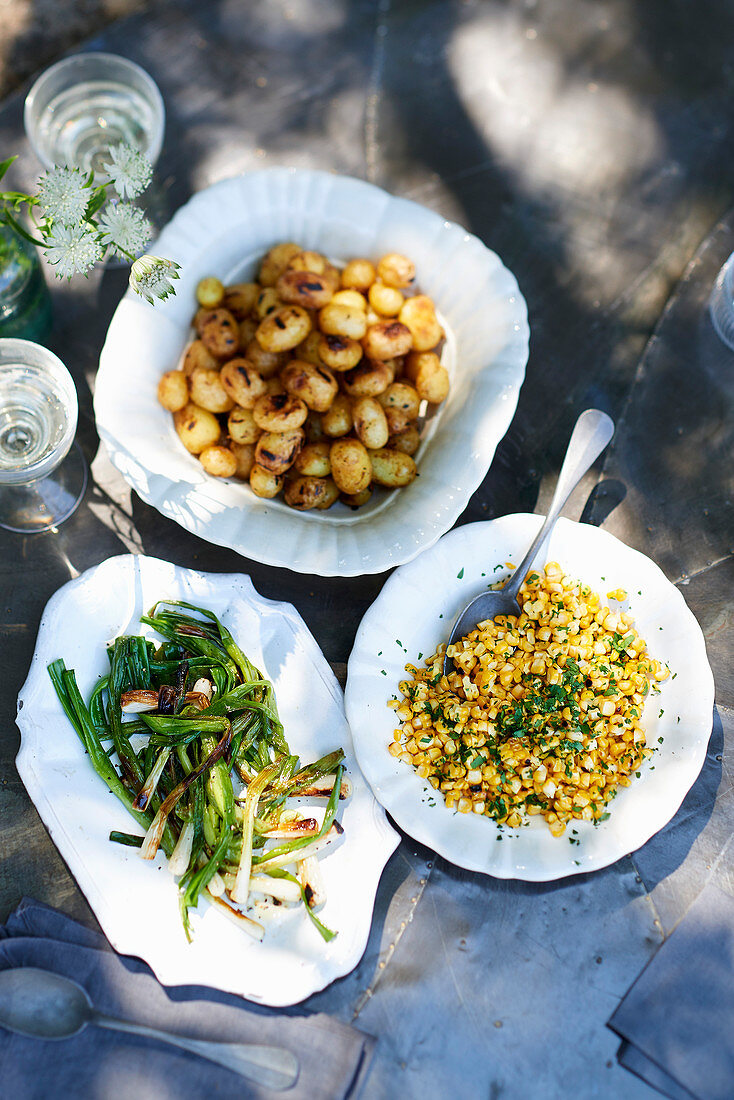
[0,967,91,1039]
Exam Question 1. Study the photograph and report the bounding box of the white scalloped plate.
[94,168,529,576]
[16,555,398,1005]
[345,516,715,880]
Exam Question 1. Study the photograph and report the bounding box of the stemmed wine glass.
[0,338,87,532]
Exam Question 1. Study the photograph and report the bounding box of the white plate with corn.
[345,514,714,879]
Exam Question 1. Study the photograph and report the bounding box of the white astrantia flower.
[43,223,103,279]
[105,144,153,200]
[36,165,89,226]
[97,202,152,258]
[129,254,181,303]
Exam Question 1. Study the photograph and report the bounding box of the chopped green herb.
[457,567,464,579]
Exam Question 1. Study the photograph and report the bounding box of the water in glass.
[35,79,158,174]
[0,362,70,481]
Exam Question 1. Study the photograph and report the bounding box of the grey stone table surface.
[1,1,733,1097]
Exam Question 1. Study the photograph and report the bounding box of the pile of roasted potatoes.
[157,243,450,510]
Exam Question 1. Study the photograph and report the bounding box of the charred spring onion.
[49,600,348,943]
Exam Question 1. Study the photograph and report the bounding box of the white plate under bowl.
[94,168,529,576]
[345,515,714,881]
[16,554,398,1005]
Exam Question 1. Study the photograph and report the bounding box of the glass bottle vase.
[0,223,53,343]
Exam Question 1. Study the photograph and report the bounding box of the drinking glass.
[0,339,87,532]
[23,52,165,176]
[709,251,734,351]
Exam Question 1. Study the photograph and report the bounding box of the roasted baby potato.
[256,306,312,353]
[198,308,239,358]
[368,282,404,317]
[230,441,257,480]
[252,392,309,432]
[341,360,392,398]
[276,269,335,310]
[223,282,260,319]
[321,393,353,437]
[376,252,415,289]
[368,447,417,487]
[284,475,338,510]
[399,295,443,351]
[352,395,389,450]
[362,320,412,361]
[189,368,234,414]
[281,360,338,412]
[199,444,237,477]
[228,406,262,445]
[389,423,421,455]
[330,438,372,495]
[182,339,219,377]
[340,258,376,291]
[294,440,331,477]
[378,381,421,421]
[254,287,282,320]
[157,370,189,412]
[249,463,283,498]
[174,403,221,454]
[196,276,225,309]
[258,242,302,286]
[317,333,363,372]
[220,360,268,409]
[340,485,373,508]
[414,359,450,404]
[318,301,368,340]
[243,338,286,379]
[255,428,305,474]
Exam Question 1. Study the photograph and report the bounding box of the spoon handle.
[93,1013,299,1090]
[505,409,615,600]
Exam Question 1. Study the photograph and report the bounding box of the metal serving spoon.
[0,967,299,1091]
[443,408,615,675]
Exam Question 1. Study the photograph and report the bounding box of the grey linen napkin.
[0,898,375,1100]
[608,881,734,1100]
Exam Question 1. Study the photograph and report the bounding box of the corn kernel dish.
[389,562,669,835]
[157,243,450,511]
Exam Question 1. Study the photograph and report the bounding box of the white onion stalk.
[261,817,319,839]
[204,891,264,941]
[222,870,302,905]
[120,690,159,714]
[192,677,214,700]
[167,819,194,876]
[231,761,280,905]
[294,775,352,799]
[298,855,326,909]
[207,870,226,897]
[248,875,302,904]
[140,805,169,860]
[132,747,171,811]
[254,821,343,875]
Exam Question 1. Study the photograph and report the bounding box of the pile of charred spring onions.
[48,600,349,943]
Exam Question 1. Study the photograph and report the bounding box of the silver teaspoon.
[0,967,299,1091]
[443,408,614,675]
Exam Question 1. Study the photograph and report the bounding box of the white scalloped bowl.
[16,555,399,1005]
[346,516,715,880]
[95,169,529,576]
